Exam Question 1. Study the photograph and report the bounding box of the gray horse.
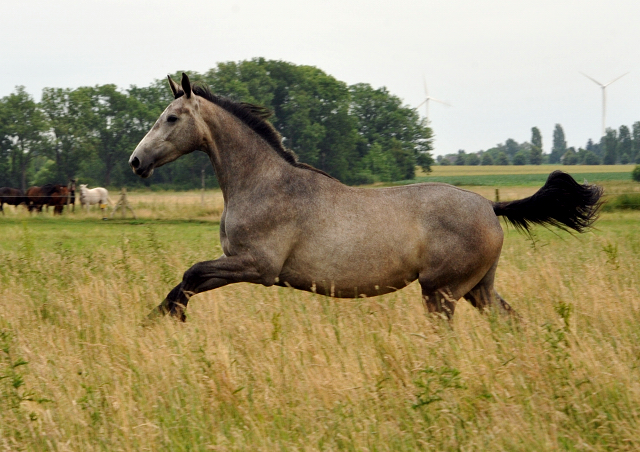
[129,73,602,322]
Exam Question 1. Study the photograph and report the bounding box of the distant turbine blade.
[416,99,427,109]
[604,72,629,87]
[428,97,451,107]
[423,76,429,96]
[580,72,604,86]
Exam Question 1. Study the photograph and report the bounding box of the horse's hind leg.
[421,287,457,320]
[463,260,516,316]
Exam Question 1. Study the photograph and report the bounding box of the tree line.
[440,123,640,166]
[0,58,434,190]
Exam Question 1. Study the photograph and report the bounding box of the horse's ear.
[181,72,192,99]
[167,75,180,99]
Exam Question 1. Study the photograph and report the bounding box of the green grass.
[400,171,633,186]
[0,217,220,253]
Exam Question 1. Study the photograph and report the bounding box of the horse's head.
[129,73,206,178]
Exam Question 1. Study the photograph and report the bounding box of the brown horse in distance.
[26,184,70,214]
[129,73,603,323]
[0,187,27,214]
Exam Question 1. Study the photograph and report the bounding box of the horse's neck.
[203,107,290,198]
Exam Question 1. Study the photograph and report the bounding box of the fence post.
[495,188,500,203]
[110,187,137,219]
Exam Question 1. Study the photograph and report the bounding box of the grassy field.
[1,170,640,450]
[410,164,637,187]
[423,164,634,176]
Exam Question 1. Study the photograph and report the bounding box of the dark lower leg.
[148,256,264,322]
[148,283,191,322]
[423,289,457,320]
[495,292,517,316]
[465,286,517,317]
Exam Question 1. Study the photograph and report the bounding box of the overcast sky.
[3,0,640,156]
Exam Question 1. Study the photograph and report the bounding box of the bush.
[563,150,578,165]
[481,153,494,165]
[495,152,509,165]
[512,151,527,165]
[632,165,640,182]
[602,193,640,211]
[583,151,600,165]
[465,154,480,166]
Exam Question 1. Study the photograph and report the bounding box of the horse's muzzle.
[129,155,154,178]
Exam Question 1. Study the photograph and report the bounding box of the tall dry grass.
[0,208,639,450]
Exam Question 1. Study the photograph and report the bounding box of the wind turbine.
[416,77,450,121]
[580,71,629,138]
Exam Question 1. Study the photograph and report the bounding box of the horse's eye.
[167,115,179,123]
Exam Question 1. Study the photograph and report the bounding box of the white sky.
[2,0,640,156]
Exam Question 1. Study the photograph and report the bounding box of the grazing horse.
[79,184,112,214]
[26,184,70,214]
[0,187,27,214]
[129,73,603,322]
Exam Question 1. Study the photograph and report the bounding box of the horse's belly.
[277,251,420,298]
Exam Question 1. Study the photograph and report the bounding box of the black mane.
[176,84,335,180]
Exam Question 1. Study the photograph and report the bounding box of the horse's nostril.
[131,156,140,169]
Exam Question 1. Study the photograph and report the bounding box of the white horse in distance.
[79,184,112,213]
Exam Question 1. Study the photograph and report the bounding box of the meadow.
[1,166,639,451]
[411,164,638,188]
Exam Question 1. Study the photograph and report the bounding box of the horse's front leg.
[148,254,265,322]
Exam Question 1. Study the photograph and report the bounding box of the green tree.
[550,124,566,164]
[602,128,618,165]
[202,59,433,183]
[496,152,509,165]
[1,59,434,189]
[586,138,602,158]
[455,150,466,165]
[583,150,600,165]
[512,151,527,165]
[481,153,494,165]
[505,139,520,160]
[465,153,480,165]
[530,127,543,165]
[253,61,357,179]
[82,85,151,186]
[40,87,95,183]
[0,86,47,189]
[0,103,11,186]
[632,165,640,182]
[632,122,640,163]
[618,125,632,164]
[563,147,578,165]
[349,82,432,180]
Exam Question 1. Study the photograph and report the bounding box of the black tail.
[493,171,603,234]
